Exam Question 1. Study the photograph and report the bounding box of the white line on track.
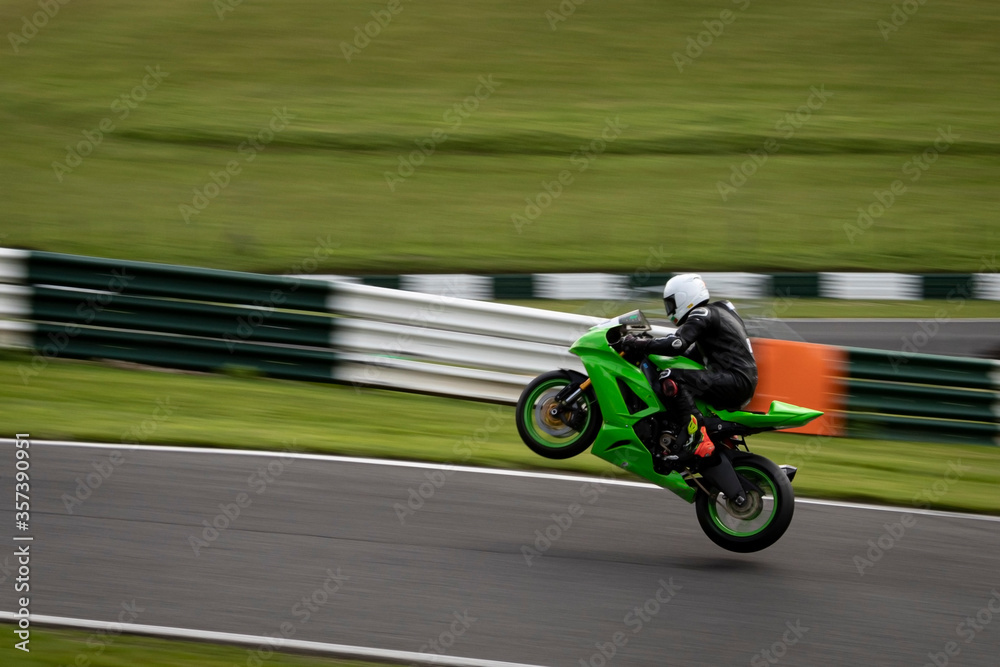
[9,439,1000,523]
[0,612,548,667]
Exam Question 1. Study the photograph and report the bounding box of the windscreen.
[617,310,650,330]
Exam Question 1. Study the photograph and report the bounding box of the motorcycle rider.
[621,274,758,457]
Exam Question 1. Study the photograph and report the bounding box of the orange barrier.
[746,338,845,436]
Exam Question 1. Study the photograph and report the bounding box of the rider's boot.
[653,415,715,473]
[676,415,715,458]
[691,425,716,458]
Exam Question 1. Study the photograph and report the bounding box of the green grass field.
[3,355,998,514]
[0,624,380,667]
[1,0,998,273]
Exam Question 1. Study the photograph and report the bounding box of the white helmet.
[663,274,710,325]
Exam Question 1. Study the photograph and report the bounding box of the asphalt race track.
[2,442,999,666]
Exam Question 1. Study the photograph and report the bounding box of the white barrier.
[0,284,31,318]
[327,283,673,401]
[329,281,604,345]
[0,284,32,348]
[819,272,922,300]
[975,273,1000,301]
[334,318,584,376]
[533,273,629,300]
[0,320,33,349]
[0,248,29,284]
[699,272,771,299]
[400,273,494,300]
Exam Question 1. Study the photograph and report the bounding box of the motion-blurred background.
[1,1,999,665]
[1,0,997,272]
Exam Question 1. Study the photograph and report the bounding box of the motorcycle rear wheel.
[515,371,602,460]
[694,452,794,553]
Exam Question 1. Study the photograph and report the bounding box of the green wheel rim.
[522,379,592,450]
[707,466,779,538]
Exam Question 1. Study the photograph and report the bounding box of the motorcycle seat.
[711,401,824,430]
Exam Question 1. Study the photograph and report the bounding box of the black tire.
[515,370,602,460]
[695,452,794,553]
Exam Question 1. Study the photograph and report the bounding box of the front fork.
[550,374,593,431]
[554,377,591,407]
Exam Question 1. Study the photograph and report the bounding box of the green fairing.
[714,401,824,429]
[568,317,822,503]
[571,325,696,502]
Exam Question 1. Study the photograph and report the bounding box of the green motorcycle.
[515,310,823,553]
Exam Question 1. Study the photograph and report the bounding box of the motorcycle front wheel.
[515,370,602,459]
[694,452,794,553]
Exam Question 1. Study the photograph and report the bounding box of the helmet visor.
[663,295,677,319]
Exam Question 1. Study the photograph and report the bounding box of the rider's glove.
[621,333,651,352]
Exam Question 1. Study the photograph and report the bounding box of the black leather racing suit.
[645,300,758,425]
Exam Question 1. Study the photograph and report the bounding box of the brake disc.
[534,390,574,437]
